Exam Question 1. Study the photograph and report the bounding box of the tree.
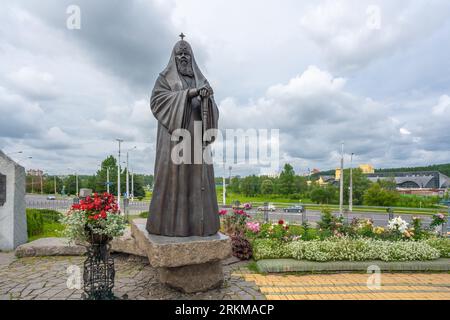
[240,175,260,197]
[64,175,78,195]
[95,155,119,194]
[310,188,326,204]
[279,163,295,195]
[343,168,371,205]
[42,175,63,194]
[131,174,146,197]
[378,177,397,190]
[363,183,400,206]
[261,179,274,195]
[310,185,337,204]
[293,176,308,195]
[228,176,241,193]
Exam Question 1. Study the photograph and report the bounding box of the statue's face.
[175,48,191,67]
[174,42,194,77]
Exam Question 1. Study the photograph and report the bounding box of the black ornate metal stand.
[82,243,116,300]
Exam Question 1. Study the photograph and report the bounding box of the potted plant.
[62,192,126,245]
[61,192,126,300]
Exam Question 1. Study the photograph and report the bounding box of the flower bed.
[219,207,450,262]
[253,237,445,262]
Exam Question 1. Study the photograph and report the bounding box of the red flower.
[69,192,119,218]
[219,209,227,216]
[278,219,284,225]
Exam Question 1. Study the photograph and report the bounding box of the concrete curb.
[256,258,450,273]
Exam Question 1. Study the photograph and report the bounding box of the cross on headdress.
[179,33,186,41]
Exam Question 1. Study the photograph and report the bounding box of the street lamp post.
[126,146,137,200]
[222,163,226,206]
[349,153,354,212]
[116,139,124,211]
[131,170,134,201]
[126,152,129,199]
[339,143,344,217]
[106,167,110,194]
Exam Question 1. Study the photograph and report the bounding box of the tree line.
[222,164,447,207]
[26,155,154,198]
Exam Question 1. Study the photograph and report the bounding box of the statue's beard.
[176,60,194,77]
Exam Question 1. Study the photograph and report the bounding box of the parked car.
[283,205,305,213]
[46,195,56,200]
[232,201,252,210]
[257,204,276,212]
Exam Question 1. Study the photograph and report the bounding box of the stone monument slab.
[0,151,27,251]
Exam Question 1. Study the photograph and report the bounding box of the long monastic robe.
[146,41,220,237]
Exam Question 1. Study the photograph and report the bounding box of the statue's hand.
[198,85,213,98]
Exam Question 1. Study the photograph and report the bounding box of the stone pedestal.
[131,219,231,293]
[0,151,27,251]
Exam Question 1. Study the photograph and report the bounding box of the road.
[26,194,434,227]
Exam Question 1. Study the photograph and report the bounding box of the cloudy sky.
[1,0,450,177]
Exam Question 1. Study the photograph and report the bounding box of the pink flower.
[246,222,260,233]
[219,209,228,216]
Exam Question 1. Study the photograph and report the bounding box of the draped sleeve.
[207,97,219,130]
[150,75,190,134]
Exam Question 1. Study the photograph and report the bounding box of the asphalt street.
[26,194,434,227]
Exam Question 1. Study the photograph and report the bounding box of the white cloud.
[299,0,450,71]
[400,128,411,135]
[432,95,450,115]
[7,67,57,100]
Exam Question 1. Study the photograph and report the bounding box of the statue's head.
[174,40,194,77]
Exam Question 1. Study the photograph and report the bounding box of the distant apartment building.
[335,164,374,180]
[359,164,375,174]
[317,176,336,186]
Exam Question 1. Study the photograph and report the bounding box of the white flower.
[388,216,409,233]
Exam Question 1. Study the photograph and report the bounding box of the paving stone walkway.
[2,252,449,300]
[240,273,450,300]
[0,253,264,300]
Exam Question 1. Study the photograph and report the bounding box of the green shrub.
[289,193,301,200]
[26,209,44,236]
[317,208,344,233]
[425,237,450,258]
[253,237,441,262]
[26,209,65,240]
[26,208,62,223]
[139,211,149,218]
